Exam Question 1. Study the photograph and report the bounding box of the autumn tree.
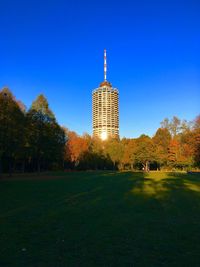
[192,115,200,167]
[65,130,89,168]
[177,127,194,168]
[135,135,155,171]
[161,116,190,138]
[167,139,179,167]
[160,116,194,169]
[153,128,171,169]
[120,138,137,170]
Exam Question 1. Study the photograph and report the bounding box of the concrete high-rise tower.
[92,50,119,140]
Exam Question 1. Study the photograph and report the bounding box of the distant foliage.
[0,87,199,174]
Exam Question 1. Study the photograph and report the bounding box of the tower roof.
[100,81,112,87]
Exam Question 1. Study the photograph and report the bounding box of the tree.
[153,128,171,169]
[160,118,170,129]
[170,116,181,137]
[65,131,89,168]
[167,138,194,169]
[31,94,55,118]
[161,116,190,138]
[120,138,137,170]
[104,138,124,170]
[192,115,200,167]
[167,139,179,167]
[26,94,66,172]
[135,135,155,171]
[178,128,194,168]
[0,88,25,175]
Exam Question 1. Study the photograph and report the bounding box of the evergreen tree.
[26,94,66,172]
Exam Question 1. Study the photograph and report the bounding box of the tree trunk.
[145,161,149,172]
[142,163,145,171]
[120,163,124,170]
[131,162,134,171]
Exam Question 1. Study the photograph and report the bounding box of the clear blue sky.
[0,0,199,138]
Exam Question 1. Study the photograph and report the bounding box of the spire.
[104,49,107,81]
[100,49,112,87]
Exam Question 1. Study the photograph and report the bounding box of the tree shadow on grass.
[104,171,200,267]
[1,171,200,267]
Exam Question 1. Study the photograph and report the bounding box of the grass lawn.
[0,171,200,267]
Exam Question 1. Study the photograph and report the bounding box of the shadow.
[1,171,200,267]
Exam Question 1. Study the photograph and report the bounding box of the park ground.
[0,171,200,267]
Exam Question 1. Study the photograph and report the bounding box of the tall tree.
[0,88,25,175]
[170,116,181,137]
[167,139,179,167]
[153,128,171,169]
[135,135,155,171]
[26,94,65,172]
[161,116,190,138]
[192,115,200,167]
[65,130,89,168]
[104,138,124,169]
[121,138,137,170]
[31,94,55,118]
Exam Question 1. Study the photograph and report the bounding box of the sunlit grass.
[130,171,200,196]
[184,182,200,192]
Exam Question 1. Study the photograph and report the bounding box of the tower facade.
[92,50,119,140]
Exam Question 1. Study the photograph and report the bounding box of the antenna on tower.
[104,49,107,81]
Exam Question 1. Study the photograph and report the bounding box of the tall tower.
[92,50,119,140]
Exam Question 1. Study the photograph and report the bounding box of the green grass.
[1,171,200,267]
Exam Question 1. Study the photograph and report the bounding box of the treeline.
[0,87,199,175]
[0,88,66,175]
[65,116,200,171]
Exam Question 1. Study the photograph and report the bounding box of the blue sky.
[0,0,199,138]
